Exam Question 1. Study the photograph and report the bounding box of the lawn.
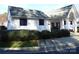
[0,40,38,48]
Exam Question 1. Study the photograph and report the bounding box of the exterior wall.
[51,18,77,31]
[37,20,51,31]
[7,18,51,31]
[66,7,77,32]
[60,19,64,29]
[7,7,51,31]
[60,7,78,33]
[60,18,76,31]
[11,19,37,30]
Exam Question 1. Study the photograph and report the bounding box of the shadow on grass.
[0,40,38,48]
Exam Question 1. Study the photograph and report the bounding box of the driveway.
[38,34,79,53]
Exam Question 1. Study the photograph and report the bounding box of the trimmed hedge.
[40,30,51,39]
[8,30,40,41]
[0,29,70,41]
[27,30,39,40]
[0,30,8,41]
[8,30,30,41]
[60,29,70,37]
[51,29,70,38]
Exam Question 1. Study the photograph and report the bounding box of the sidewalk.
[70,32,79,36]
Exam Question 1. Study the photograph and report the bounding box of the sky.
[0,0,79,14]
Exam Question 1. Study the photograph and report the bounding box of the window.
[20,18,27,26]
[39,19,44,25]
[64,20,66,25]
[70,21,72,25]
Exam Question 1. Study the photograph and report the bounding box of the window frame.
[39,19,44,25]
[20,18,27,26]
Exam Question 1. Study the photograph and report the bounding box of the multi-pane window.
[39,19,44,25]
[20,18,27,26]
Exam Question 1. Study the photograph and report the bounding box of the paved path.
[38,35,79,53]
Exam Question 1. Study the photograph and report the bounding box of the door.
[51,22,60,31]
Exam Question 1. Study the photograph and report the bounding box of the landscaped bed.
[0,29,70,48]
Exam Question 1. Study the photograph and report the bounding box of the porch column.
[66,18,70,30]
[73,19,77,33]
[60,19,64,29]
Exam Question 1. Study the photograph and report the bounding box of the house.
[7,6,51,31]
[0,13,7,30]
[48,4,79,32]
[7,5,79,32]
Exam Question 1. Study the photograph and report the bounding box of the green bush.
[0,29,70,41]
[51,29,70,38]
[8,30,40,41]
[60,29,70,37]
[30,30,41,39]
[16,30,30,41]
[28,30,40,40]
[8,30,30,41]
[40,30,51,39]
[0,30,8,42]
[51,30,61,38]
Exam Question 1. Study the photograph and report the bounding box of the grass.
[10,41,23,48]
[0,40,38,48]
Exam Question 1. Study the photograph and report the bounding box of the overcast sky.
[0,0,79,14]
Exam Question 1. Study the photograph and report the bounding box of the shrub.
[30,30,41,39]
[40,30,51,39]
[0,30,8,42]
[8,30,16,41]
[16,30,30,41]
[28,30,40,40]
[51,30,61,38]
[8,30,40,41]
[0,29,70,41]
[8,30,30,41]
[60,29,70,37]
[51,29,70,38]
[0,26,7,30]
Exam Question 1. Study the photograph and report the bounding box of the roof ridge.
[8,6,23,9]
[61,4,74,9]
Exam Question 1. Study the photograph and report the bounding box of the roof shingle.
[9,6,49,19]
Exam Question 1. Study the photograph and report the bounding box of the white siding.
[37,20,51,31]
[8,18,51,31]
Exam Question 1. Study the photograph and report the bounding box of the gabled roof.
[50,4,79,20]
[9,6,49,19]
